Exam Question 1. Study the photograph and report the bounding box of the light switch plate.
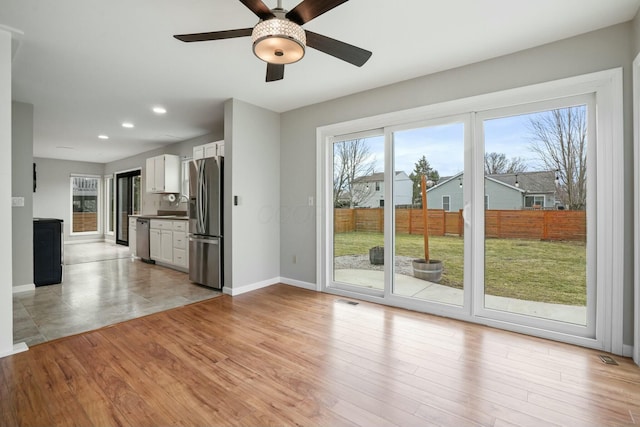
[12,197,24,207]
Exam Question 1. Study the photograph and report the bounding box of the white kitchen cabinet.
[128,217,137,257]
[173,226,189,268]
[215,141,224,157]
[193,140,223,160]
[193,145,205,160]
[148,219,188,271]
[146,154,180,193]
[149,228,161,260]
[160,230,173,264]
[204,142,218,158]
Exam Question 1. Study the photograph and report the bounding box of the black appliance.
[33,218,63,286]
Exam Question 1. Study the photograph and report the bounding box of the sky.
[358,111,551,178]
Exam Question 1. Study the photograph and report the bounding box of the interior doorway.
[115,169,141,246]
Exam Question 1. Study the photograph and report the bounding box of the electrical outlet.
[11,197,24,207]
[308,196,314,206]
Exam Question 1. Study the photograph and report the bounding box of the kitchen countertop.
[129,214,189,220]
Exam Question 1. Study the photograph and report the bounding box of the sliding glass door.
[329,118,470,312]
[391,119,468,308]
[321,70,622,350]
[476,96,596,337]
[115,170,141,246]
[331,131,386,296]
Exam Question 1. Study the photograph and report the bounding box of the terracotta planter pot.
[412,259,443,283]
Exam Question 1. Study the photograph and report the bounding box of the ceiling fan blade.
[174,28,253,42]
[238,0,275,20]
[286,0,349,25]
[266,63,285,82]
[305,31,372,67]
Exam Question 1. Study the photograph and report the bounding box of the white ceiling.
[4,0,640,163]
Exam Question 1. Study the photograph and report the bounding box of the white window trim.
[442,195,451,211]
[524,194,546,208]
[633,53,640,365]
[317,68,624,354]
[104,174,114,236]
[69,174,102,236]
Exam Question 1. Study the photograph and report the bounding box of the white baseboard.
[65,238,105,245]
[0,342,28,359]
[12,283,35,294]
[623,344,633,358]
[222,277,319,296]
[223,277,280,296]
[279,277,317,291]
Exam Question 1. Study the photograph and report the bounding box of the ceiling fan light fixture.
[251,18,306,65]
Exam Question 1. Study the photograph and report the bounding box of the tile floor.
[13,242,221,346]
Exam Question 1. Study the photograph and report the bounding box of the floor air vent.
[599,355,619,365]
[337,299,359,306]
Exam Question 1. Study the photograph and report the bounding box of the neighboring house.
[427,171,558,211]
[351,171,412,207]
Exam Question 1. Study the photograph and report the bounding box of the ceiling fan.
[174,0,372,82]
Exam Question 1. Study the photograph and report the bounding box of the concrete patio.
[334,268,587,325]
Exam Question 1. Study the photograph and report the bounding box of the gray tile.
[14,241,221,345]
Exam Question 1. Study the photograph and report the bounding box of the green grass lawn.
[334,231,586,306]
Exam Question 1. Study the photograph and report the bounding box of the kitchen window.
[70,175,101,235]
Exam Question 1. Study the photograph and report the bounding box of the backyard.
[334,231,586,306]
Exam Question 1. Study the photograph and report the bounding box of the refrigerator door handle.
[198,160,205,234]
[189,237,220,245]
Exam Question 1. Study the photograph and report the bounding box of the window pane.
[332,136,385,291]
[483,105,587,325]
[72,176,99,233]
[393,122,465,306]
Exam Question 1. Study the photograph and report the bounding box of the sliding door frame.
[317,68,623,353]
[633,53,640,365]
[473,93,597,339]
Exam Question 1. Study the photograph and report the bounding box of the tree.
[528,106,587,210]
[484,152,527,174]
[333,139,375,207]
[409,155,440,205]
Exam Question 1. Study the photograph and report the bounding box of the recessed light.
[152,106,167,115]
[122,122,134,128]
[98,134,109,140]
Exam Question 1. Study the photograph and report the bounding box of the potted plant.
[412,175,443,282]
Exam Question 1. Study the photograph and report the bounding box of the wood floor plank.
[2,284,640,426]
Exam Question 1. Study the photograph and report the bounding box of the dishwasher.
[136,218,154,263]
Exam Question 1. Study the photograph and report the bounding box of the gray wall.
[224,98,280,292]
[279,23,636,344]
[33,158,105,242]
[12,101,33,288]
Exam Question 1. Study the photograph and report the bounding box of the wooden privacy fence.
[334,208,586,242]
[72,212,97,233]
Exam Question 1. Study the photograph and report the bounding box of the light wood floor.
[2,284,639,426]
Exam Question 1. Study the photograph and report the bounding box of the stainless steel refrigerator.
[189,156,223,289]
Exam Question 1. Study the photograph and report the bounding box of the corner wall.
[224,99,280,293]
[12,101,33,289]
[0,28,14,356]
